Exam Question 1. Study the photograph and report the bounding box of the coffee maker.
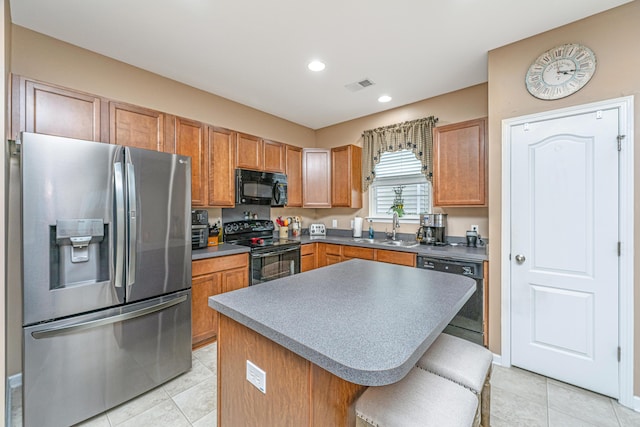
[417,213,447,245]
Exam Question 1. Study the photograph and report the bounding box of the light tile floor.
[9,343,640,426]
[10,342,218,427]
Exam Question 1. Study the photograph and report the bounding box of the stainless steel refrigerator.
[11,132,192,427]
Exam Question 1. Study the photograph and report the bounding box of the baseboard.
[633,395,640,412]
[6,373,22,427]
[491,353,503,367]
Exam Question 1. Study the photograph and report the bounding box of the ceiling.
[10,0,633,129]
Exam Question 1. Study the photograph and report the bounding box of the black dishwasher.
[417,256,485,346]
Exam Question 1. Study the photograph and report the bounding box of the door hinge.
[618,242,621,256]
[617,134,626,151]
[618,346,621,362]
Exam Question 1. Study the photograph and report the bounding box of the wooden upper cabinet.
[285,145,303,207]
[235,133,263,170]
[263,139,286,173]
[11,75,104,142]
[109,101,166,152]
[331,144,362,208]
[433,118,487,206]
[303,148,331,208]
[174,117,206,206]
[208,126,237,207]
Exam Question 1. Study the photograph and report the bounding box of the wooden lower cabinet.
[316,243,416,268]
[317,243,342,268]
[342,245,374,261]
[375,249,416,267]
[218,315,365,426]
[301,243,317,272]
[191,253,249,347]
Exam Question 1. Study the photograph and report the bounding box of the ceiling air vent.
[345,78,375,92]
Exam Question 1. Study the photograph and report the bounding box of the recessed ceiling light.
[378,95,392,103]
[308,60,326,72]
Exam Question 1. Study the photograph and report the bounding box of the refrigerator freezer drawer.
[22,290,192,427]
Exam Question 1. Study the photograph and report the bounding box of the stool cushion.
[356,367,477,427]
[417,333,492,393]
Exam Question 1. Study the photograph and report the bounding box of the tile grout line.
[546,377,550,427]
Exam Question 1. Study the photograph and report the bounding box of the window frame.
[367,151,432,224]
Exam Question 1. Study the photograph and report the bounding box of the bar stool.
[416,333,493,427]
[355,367,478,427]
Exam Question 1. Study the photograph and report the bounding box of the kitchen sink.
[351,238,379,244]
[351,238,420,248]
[380,240,420,248]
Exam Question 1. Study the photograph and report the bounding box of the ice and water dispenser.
[51,219,109,289]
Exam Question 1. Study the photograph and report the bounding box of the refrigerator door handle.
[30,294,188,339]
[126,154,137,287]
[114,161,125,288]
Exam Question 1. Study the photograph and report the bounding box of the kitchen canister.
[279,226,289,239]
[353,217,363,238]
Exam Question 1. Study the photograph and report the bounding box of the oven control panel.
[309,223,326,236]
[224,220,274,235]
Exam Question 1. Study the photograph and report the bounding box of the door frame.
[500,96,634,407]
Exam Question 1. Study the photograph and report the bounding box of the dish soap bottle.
[368,219,375,239]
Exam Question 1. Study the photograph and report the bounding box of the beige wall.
[10,25,316,148]
[487,1,640,394]
[313,84,489,236]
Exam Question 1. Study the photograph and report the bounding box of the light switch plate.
[246,360,266,393]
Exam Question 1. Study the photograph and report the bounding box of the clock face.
[525,43,597,100]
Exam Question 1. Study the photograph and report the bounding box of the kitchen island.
[208,259,476,426]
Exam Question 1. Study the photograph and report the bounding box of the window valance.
[362,116,438,192]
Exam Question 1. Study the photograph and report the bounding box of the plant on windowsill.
[387,185,405,217]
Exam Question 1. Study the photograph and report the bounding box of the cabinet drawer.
[192,253,248,276]
[323,244,342,256]
[301,243,316,256]
[375,250,416,267]
[342,246,374,260]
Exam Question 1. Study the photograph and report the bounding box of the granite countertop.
[192,233,487,262]
[208,259,475,386]
[294,235,488,262]
[191,243,250,260]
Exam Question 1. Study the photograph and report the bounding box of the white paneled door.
[510,107,620,398]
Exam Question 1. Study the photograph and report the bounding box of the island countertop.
[209,259,475,386]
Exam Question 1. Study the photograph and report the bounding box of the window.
[369,150,431,221]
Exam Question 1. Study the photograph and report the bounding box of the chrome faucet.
[391,212,400,240]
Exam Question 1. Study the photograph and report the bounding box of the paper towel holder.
[353,216,363,238]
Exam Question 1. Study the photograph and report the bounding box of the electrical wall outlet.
[471,225,479,232]
[246,360,266,393]
[332,219,338,228]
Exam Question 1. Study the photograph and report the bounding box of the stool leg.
[355,416,374,427]
[480,366,492,427]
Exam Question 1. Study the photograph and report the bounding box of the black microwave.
[236,169,287,207]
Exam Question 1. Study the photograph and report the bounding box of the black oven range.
[224,219,301,285]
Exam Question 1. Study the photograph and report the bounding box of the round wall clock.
[525,43,597,100]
